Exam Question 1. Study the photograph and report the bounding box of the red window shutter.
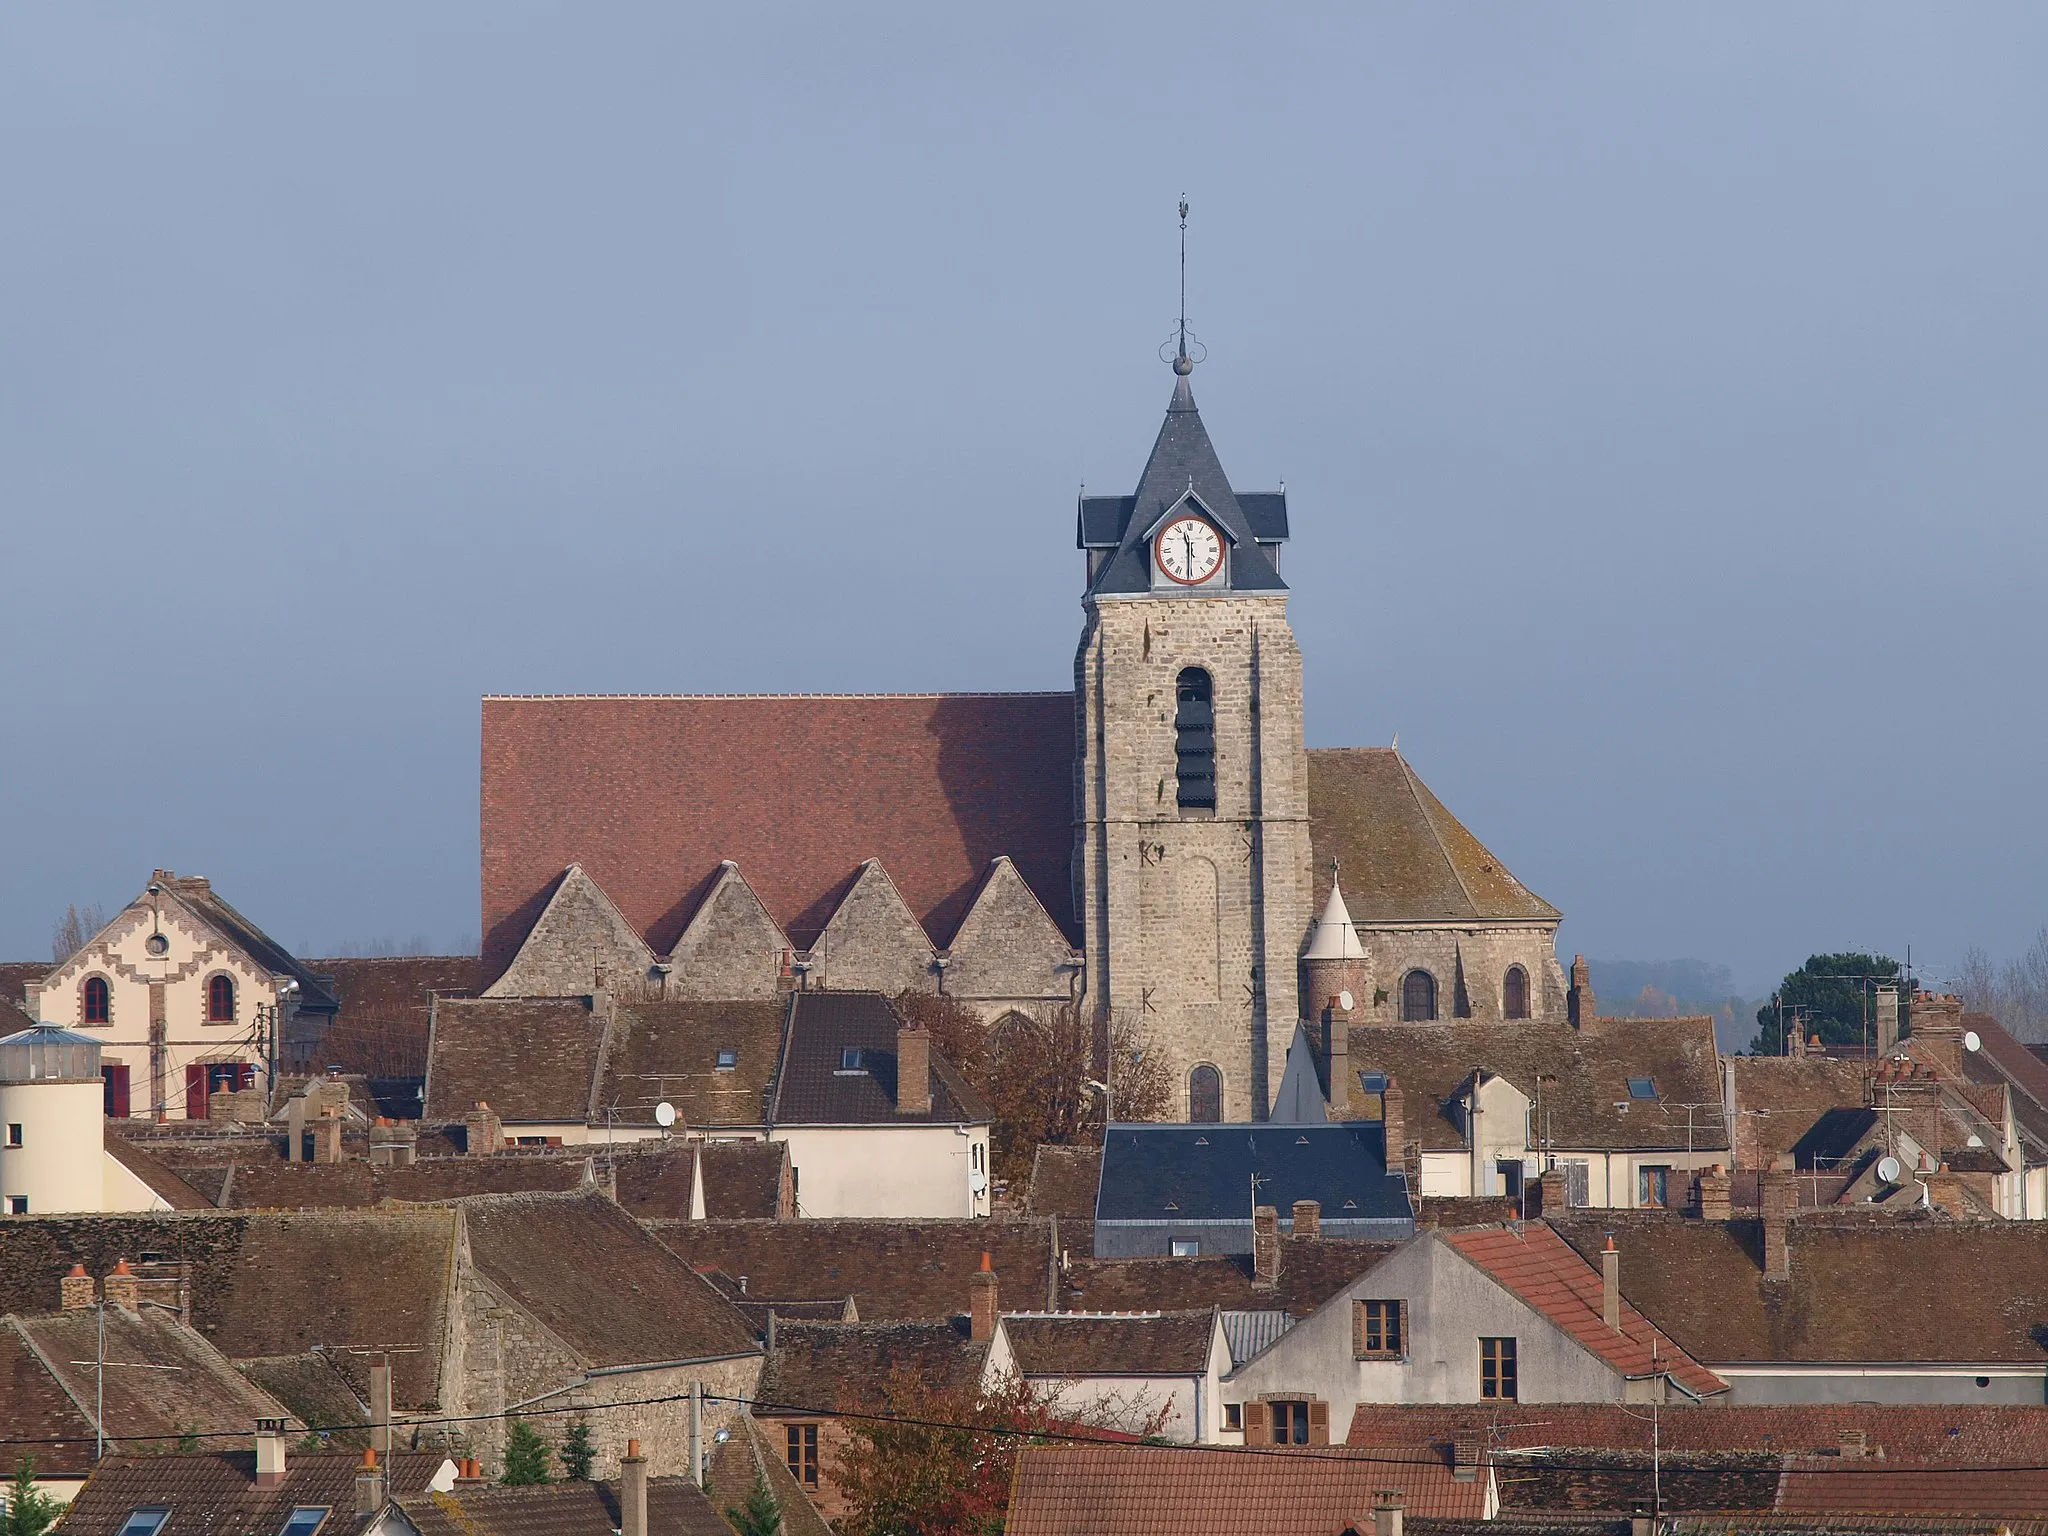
[185,1065,209,1119]
[102,1065,130,1119]
[1308,1401,1331,1446]
[1241,1402,1271,1446]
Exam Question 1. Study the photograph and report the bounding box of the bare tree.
[51,902,108,963]
[1954,930,2048,1043]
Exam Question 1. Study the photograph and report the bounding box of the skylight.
[837,1047,865,1073]
[279,1509,332,1536]
[1627,1077,1658,1100]
[715,1047,739,1071]
[117,1511,171,1536]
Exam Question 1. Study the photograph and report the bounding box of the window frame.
[1223,1402,1242,1432]
[1269,1399,1311,1446]
[1638,1164,1671,1208]
[714,1046,739,1071]
[1170,1238,1201,1258]
[6,1123,20,1148]
[1480,1336,1519,1401]
[115,1509,171,1536]
[785,1421,820,1488]
[1503,966,1530,1020]
[83,974,112,1025]
[205,972,237,1024]
[1188,1064,1223,1123]
[1401,969,1438,1022]
[277,1507,333,1536]
[1627,1076,1659,1100]
[1353,1298,1406,1359]
[6,1195,25,1215]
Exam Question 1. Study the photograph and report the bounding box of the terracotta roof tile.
[480,693,1078,981]
[611,1140,793,1220]
[1729,1059,1877,1170]
[1006,1443,1490,1534]
[305,956,481,1077]
[400,1476,731,1536]
[1001,1310,1217,1376]
[755,1319,989,1414]
[236,1353,371,1446]
[217,1154,595,1210]
[600,999,789,1128]
[1777,1456,2048,1520]
[704,1416,835,1536]
[424,996,604,1123]
[1442,1224,1726,1397]
[105,1134,217,1209]
[1027,1144,1103,1218]
[0,1320,99,1476]
[1061,1238,1395,1318]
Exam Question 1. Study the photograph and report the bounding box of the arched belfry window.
[1189,1064,1222,1123]
[1401,970,1437,1022]
[83,976,111,1025]
[1504,966,1530,1021]
[1175,668,1215,811]
[206,974,236,1024]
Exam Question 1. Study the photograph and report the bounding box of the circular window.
[1977,1376,1992,1388]
[145,934,170,957]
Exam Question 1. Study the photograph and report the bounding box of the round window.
[145,934,169,957]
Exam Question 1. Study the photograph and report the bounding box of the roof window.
[279,1510,332,1536]
[1627,1077,1658,1100]
[837,1047,865,1074]
[715,1047,739,1071]
[117,1511,171,1536]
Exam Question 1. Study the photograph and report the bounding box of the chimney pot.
[102,1260,140,1313]
[970,1253,999,1341]
[1601,1235,1622,1333]
[61,1263,96,1312]
[355,1446,385,1517]
[1372,1489,1405,1536]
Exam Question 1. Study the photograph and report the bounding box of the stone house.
[1221,1223,1726,1445]
[25,872,340,1121]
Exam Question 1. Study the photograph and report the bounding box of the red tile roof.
[479,693,1077,979]
[1776,1456,2048,1520]
[1441,1224,1726,1399]
[1006,1444,1490,1535]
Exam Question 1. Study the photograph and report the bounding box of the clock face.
[1155,516,1224,585]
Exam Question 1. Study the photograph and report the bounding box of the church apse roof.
[480,692,1076,985]
[1307,748,1559,925]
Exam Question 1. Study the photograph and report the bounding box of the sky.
[2,5,2044,994]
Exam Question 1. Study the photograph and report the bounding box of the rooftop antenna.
[1161,197,1206,374]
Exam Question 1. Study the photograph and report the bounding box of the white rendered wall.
[0,1079,106,1215]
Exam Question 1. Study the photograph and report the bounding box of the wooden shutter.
[185,1065,208,1120]
[102,1064,130,1119]
[1241,1401,1271,1445]
[1308,1401,1331,1446]
[1352,1299,1367,1358]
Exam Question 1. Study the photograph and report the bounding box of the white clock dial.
[1155,516,1224,585]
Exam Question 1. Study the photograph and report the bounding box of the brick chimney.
[1876,986,1901,1054]
[1381,1076,1405,1163]
[1291,1200,1321,1240]
[970,1252,998,1342]
[312,1107,344,1165]
[354,1448,385,1516]
[1601,1235,1621,1333]
[1567,955,1596,1028]
[1252,1206,1281,1290]
[255,1417,289,1489]
[897,1023,932,1116]
[1372,1489,1404,1536]
[620,1439,649,1536]
[1325,998,1354,1120]
[369,1119,417,1168]
[465,1101,503,1156]
[1762,1176,1796,1283]
[369,1353,392,1461]
[102,1259,139,1313]
[61,1263,95,1312]
[1696,1165,1733,1222]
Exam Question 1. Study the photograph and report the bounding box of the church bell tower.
[1072,338,1313,1122]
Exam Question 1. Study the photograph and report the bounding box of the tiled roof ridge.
[484,690,1075,701]
[1001,1309,1179,1319]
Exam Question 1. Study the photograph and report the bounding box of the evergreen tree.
[1750,953,1913,1054]
[561,1419,596,1481]
[725,1472,783,1536]
[500,1418,552,1485]
[6,1458,60,1536]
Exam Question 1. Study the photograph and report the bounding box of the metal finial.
[1161,196,1205,373]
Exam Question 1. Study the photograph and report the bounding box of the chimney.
[465,1101,503,1156]
[369,1118,417,1168]
[455,1457,486,1485]
[1252,1206,1281,1290]
[1324,996,1356,1121]
[355,1447,385,1517]
[102,1259,140,1313]
[1876,986,1901,1054]
[369,1352,392,1461]
[1567,955,1596,1028]
[1450,1437,1481,1482]
[970,1251,998,1342]
[312,1107,344,1165]
[255,1417,289,1489]
[1291,1200,1321,1240]
[1696,1164,1733,1222]
[286,1091,308,1163]
[1762,1176,1795,1283]
[620,1439,649,1536]
[1601,1236,1621,1333]
[1371,1489,1404,1536]
[61,1263,96,1312]
[1838,1429,1869,1459]
[1381,1076,1405,1163]
[897,1023,932,1116]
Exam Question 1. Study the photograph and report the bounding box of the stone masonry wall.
[664,863,790,1001]
[1348,928,1569,1024]
[486,866,653,998]
[806,861,934,995]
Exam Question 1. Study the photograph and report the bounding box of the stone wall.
[485,866,653,999]
[663,864,791,1001]
[805,861,934,995]
[1347,927,1569,1025]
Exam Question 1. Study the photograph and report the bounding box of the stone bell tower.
[1073,350,1313,1122]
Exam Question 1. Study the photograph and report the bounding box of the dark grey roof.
[164,878,340,1013]
[768,991,992,1127]
[1095,1123,1411,1226]
[1236,491,1290,543]
[1078,494,1135,548]
[1082,373,1287,597]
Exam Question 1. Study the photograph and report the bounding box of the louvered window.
[1174,668,1215,811]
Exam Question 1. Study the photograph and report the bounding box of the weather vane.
[1161,195,1206,373]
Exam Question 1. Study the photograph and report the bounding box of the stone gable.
[664,861,792,1000]
[485,864,653,998]
[943,856,1079,1010]
[806,859,935,995]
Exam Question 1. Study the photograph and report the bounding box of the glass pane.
[279,1508,331,1536]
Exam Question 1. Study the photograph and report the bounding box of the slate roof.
[1959,1011,2048,1160]
[460,1192,759,1366]
[1550,1213,2048,1364]
[1060,1239,1396,1319]
[769,990,992,1126]
[598,999,788,1128]
[1349,1017,1728,1153]
[400,1476,731,1536]
[57,1450,451,1536]
[755,1319,988,1415]
[1027,1143,1103,1218]
[157,876,341,1013]
[649,1217,1059,1320]
[1440,1224,1727,1398]
[1729,1058,1876,1170]
[1306,749,1558,925]
[1006,1444,1491,1534]
[1000,1309,1217,1376]
[480,691,1079,980]
[423,996,604,1123]
[1080,372,1287,597]
[1094,1122,1412,1228]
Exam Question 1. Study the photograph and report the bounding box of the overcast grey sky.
[3,5,2043,992]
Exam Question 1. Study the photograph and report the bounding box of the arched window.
[1503,966,1530,1021]
[1174,668,1216,811]
[1189,1064,1223,1123]
[206,974,236,1024]
[1401,970,1437,1022]
[82,976,111,1025]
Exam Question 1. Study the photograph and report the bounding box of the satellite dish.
[1876,1154,1903,1186]
[1338,990,1355,1012]
[1963,1030,1982,1053]
[969,1169,989,1194]
[653,1101,677,1128]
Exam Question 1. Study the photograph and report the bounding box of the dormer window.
[1174,669,1216,811]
